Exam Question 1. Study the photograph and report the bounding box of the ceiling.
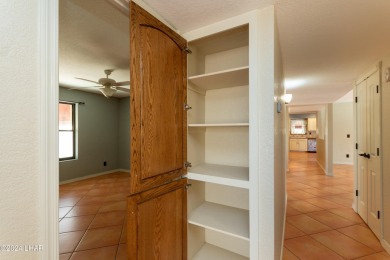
[59,0,390,107]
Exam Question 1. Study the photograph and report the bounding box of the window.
[290,119,307,135]
[59,102,75,160]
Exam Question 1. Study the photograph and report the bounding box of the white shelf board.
[188,202,249,240]
[192,243,248,260]
[188,66,249,90]
[188,123,249,127]
[186,164,249,189]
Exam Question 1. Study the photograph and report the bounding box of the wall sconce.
[385,67,390,82]
[282,94,293,104]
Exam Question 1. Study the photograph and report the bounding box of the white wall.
[0,1,43,259]
[333,102,354,164]
[254,5,285,259]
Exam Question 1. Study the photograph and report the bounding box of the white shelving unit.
[186,24,250,260]
[188,66,249,90]
[188,202,249,240]
[183,6,284,260]
[188,123,249,127]
[192,244,249,260]
[187,164,249,189]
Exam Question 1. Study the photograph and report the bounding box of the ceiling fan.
[74,69,130,98]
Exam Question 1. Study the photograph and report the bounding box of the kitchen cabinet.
[308,118,317,131]
[290,138,308,151]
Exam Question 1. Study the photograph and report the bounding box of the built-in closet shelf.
[188,123,249,128]
[188,66,249,90]
[186,164,249,189]
[192,243,248,260]
[188,202,249,240]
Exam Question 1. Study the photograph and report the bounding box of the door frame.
[39,0,180,259]
[39,0,60,258]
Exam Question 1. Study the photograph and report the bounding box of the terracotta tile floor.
[284,152,390,260]
[59,172,129,260]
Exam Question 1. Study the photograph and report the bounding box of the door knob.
[358,153,371,159]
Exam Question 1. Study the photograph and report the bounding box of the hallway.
[284,152,390,259]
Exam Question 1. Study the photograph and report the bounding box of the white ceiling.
[59,0,390,106]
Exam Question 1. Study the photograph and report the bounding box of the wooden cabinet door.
[129,1,188,194]
[128,178,187,260]
[128,2,188,259]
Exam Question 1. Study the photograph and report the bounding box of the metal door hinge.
[377,85,379,93]
[184,161,192,168]
[184,47,192,54]
[378,211,381,219]
[184,104,192,110]
[355,190,358,196]
[356,143,358,150]
[355,97,358,103]
[377,148,380,156]
[185,183,192,190]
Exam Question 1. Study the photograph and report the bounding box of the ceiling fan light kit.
[99,87,117,98]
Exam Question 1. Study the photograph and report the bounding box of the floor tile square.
[99,201,127,213]
[116,244,128,260]
[287,214,331,234]
[354,252,390,259]
[311,230,375,259]
[59,230,85,254]
[59,253,72,260]
[89,211,125,229]
[70,245,117,260]
[59,215,94,233]
[338,225,384,251]
[284,222,306,239]
[75,226,122,251]
[307,210,355,229]
[303,197,343,210]
[328,208,364,223]
[284,235,344,260]
[66,205,101,217]
[288,200,323,213]
[283,247,299,260]
[76,196,105,206]
[59,207,73,219]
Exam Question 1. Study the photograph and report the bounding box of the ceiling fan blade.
[116,86,130,92]
[75,77,100,85]
[114,81,130,86]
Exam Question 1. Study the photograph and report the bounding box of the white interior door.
[356,79,368,222]
[356,69,382,239]
[366,70,381,239]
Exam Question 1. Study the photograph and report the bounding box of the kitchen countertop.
[290,135,317,139]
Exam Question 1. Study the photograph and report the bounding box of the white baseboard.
[60,169,130,185]
[334,162,353,165]
[381,239,390,255]
[118,169,130,173]
[280,192,288,260]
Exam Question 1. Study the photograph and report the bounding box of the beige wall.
[0,1,43,259]
[317,138,326,171]
[273,8,286,259]
[333,102,354,164]
[381,54,390,248]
